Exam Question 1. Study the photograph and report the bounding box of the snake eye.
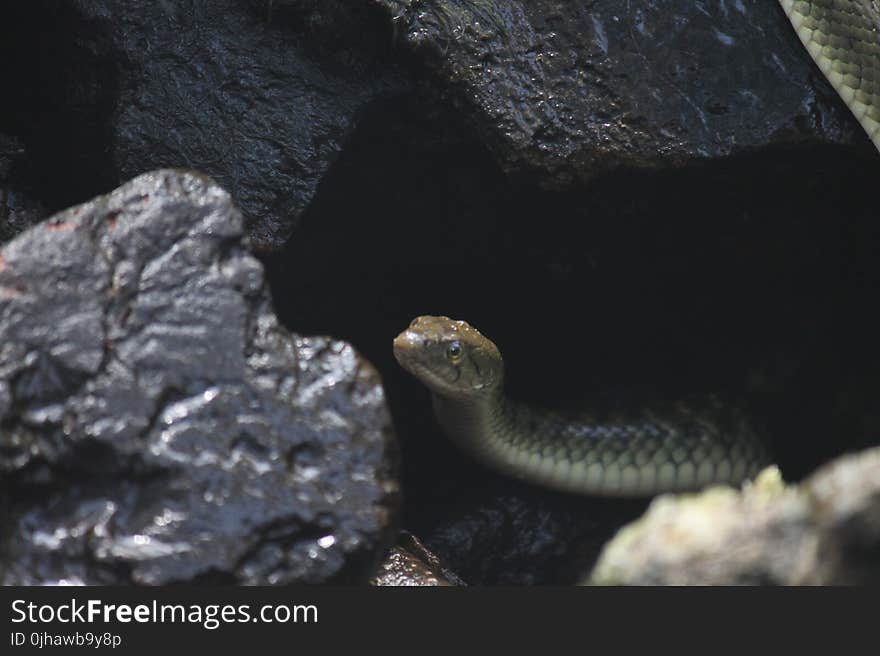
[446,340,463,362]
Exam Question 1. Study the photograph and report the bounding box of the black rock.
[0,169,399,585]
[23,0,408,250]
[413,487,647,585]
[375,0,867,184]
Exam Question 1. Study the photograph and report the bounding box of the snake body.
[394,317,770,497]
[779,0,880,150]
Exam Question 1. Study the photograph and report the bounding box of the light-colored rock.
[589,448,880,585]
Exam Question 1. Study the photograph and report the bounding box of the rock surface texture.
[62,0,406,250]
[590,448,880,585]
[375,0,866,184]
[371,533,463,585]
[0,170,398,585]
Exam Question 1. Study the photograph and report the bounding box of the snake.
[393,4,880,497]
[779,1,880,151]
[394,316,771,496]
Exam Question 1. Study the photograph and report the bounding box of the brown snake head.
[393,316,503,398]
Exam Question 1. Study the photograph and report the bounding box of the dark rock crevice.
[264,91,880,584]
[0,1,121,215]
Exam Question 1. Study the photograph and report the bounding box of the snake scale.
[779,0,880,150]
[394,2,880,497]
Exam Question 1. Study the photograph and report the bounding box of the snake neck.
[431,389,502,456]
[430,388,556,483]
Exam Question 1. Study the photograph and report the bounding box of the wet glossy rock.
[590,448,880,585]
[63,0,406,250]
[0,170,398,584]
[375,0,866,184]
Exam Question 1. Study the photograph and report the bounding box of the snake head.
[393,315,503,398]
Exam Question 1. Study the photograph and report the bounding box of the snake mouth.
[392,330,419,364]
[392,330,430,378]
[393,329,455,393]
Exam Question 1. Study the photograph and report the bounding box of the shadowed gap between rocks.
[0,2,121,215]
[263,94,880,584]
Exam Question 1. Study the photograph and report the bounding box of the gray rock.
[374,0,865,185]
[0,169,399,585]
[66,0,406,250]
[589,448,880,585]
